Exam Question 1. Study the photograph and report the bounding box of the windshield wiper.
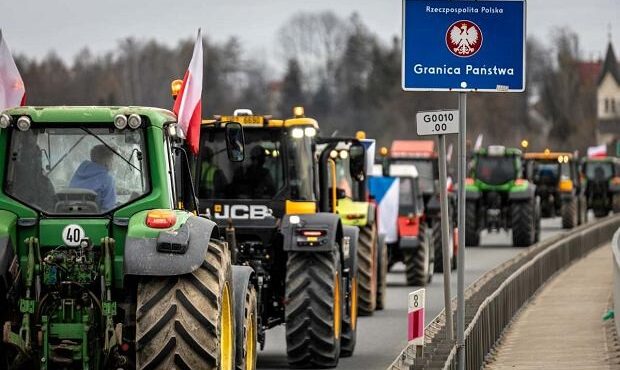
[81,127,141,172]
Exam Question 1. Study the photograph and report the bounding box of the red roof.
[578,61,601,85]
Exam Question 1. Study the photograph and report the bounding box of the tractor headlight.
[114,114,128,130]
[291,128,304,139]
[0,114,11,129]
[304,127,317,138]
[339,150,349,159]
[127,114,142,129]
[16,116,31,131]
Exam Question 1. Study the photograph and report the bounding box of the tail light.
[465,178,474,185]
[406,213,417,225]
[345,213,365,220]
[146,210,177,229]
[611,177,620,186]
[514,178,526,186]
[298,230,327,237]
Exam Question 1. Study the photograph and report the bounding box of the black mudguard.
[124,216,217,276]
[281,213,342,253]
[232,265,255,365]
[342,225,359,276]
[509,186,536,201]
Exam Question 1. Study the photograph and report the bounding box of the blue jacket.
[69,161,116,211]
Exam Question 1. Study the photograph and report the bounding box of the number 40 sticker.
[62,224,86,247]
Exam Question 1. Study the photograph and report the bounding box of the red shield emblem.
[446,20,483,57]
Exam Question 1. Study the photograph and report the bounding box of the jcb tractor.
[581,156,620,217]
[316,134,388,312]
[195,107,360,367]
[523,151,587,228]
[466,145,541,247]
[384,140,457,271]
[0,106,251,370]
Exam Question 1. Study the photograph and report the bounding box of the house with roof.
[597,41,620,146]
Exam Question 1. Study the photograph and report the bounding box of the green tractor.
[582,157,620,217]
[0,106,249,370]
[465,145,540,247]
[317,134,388,313]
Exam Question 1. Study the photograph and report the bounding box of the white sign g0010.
[416,110,459,136]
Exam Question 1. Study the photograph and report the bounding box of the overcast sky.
[1,0,618,74]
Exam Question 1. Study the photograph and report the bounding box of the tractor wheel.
[594,207,608,218]
[432,222,444,273]
[578,196,588,225]
[403,224,431,286]
[613,194,620,213]
[512,201,535,247]
[285,248,343,368]
[465,201,480,246]
[136,239,234,370]
[234,275,257,370]
[375,237,388,311]
[561,198,577,229]
[356,222,377,316]
[340,270,358,357]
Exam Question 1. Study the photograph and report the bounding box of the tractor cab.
[523,151,586,226]
[581,157,620,217]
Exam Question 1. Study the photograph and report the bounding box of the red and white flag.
[587,144,607,158]
[0,30,26,111]
[173,29,203,155]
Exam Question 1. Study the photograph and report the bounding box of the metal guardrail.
[389,215,620,370]
[611,226,620,338]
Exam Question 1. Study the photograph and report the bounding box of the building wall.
[598,73,620,119]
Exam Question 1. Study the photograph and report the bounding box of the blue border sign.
[402,0,526,92]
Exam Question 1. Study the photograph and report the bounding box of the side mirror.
[349,142,366,182]
[225,122,245,162]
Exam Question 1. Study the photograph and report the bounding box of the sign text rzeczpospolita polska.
[414,5,513,77]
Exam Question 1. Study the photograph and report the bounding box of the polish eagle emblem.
[446,20,483,57]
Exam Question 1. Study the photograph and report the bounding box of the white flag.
[0,30,25,111]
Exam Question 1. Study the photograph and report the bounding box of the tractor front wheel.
[375,238,388,311]
[403,224,431,286]
[136,239,234,370]
[357,223,377,316]
[512,201,536,247]
[561,198,577,229]
[465,201,480,246]
[285,248,342,368]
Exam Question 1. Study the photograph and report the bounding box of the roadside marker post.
[408,289,426,357]
[403,1,526,368]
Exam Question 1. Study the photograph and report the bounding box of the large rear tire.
[136,239,234,370]
[375,237,388,311]
[431,221,444,273]
[465,201,480,246]
[512,201,535,247]
[356,223,377,316]
[403,224,431,286]
[561,198,577,229]
[285,248,342,368]
[613,194,620,213]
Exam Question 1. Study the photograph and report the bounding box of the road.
[257,217,566,370]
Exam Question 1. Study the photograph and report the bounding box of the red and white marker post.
[408,288,425,357]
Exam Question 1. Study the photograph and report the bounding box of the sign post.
[416,110,458,340]
[403,1,526,368]
[408,289,426,357]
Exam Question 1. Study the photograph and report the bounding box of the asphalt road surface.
[257,217,567,370]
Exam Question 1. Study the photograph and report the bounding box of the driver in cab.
[69,144,117,211]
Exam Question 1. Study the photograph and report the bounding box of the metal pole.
[437,134,453,340]
[456,92,467,370]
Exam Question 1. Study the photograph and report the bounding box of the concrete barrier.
[389,215,620,370]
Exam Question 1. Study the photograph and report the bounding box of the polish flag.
[0,30,26,111]
[173,29,203,155]
[587,144,607,158]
